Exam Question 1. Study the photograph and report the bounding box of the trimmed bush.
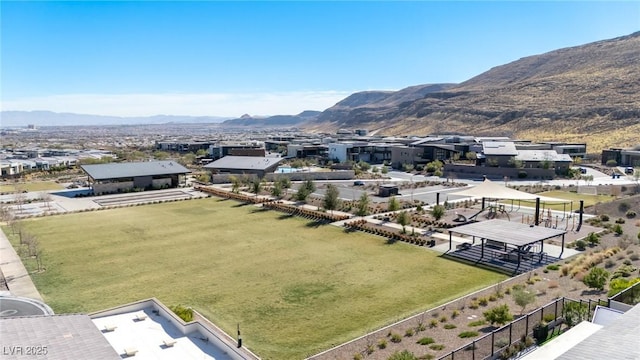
[416,337,435,345]
[444,324,457,329]
[458,331,479,338]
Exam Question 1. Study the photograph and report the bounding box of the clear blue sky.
[1,1,639,117]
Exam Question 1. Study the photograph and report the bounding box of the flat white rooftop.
[92,308,238,360]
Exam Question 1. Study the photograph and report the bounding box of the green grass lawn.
[9,198,505,359]
[0,181,63,193]
[501,190,614,211]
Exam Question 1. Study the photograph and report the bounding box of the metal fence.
[437,297,607,360]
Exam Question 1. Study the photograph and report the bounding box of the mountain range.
[305,31,640,150]
[3,31,639,151]
[0,111,231,127]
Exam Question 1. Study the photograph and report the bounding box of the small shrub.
[478,297,489,306]
[429,344,445,351]
[615,218,626,224]
[405,328,414,337]
[546,264,560,271]
[605,258,616,268]
[495,337,509,348]
[377,339,387,349]
[416,337,435,345]
[543,313,556,323]
[469,301,479,309]
[613,224,624,235]
[468,319,487,327]
[458,331,479,338]
[390,333,402,343]
[630,254,639,261]
[429,319,438,328]
[366,344,375,355]
[548,280,559,289]
[451,309,460,318]
[169,304,193,322]
[575,240,587,250]
[444,324,457,329]
[353,353,362,360]
[626,210,637,218]
[416,322,426,332]
[600,214,610,222]
[439,315,447,323]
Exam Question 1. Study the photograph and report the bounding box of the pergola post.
[559,234,565,258]
[448,231,452,252]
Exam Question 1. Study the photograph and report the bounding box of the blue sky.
[1,1,639,117]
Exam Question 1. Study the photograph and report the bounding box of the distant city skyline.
[2,1,639,118]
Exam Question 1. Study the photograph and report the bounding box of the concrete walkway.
[0,228,43,301]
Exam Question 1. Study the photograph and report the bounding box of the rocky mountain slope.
[222,110,322,127]
[306,32,640,151]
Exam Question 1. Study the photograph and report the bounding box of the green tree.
[271,181,283,198]
[512,288,536,314]
[562,302,588,328]
[431,205,446,221]
[483,304,513,326]
[250,178,263,197]
[230,175,241,193]
[295,179,316,202]
[358,161,371,172]
[465,152,477,161]
[605,159,617,167]
[583,267,609,291]
[153,151,170,160]
[388,196,400,212]
[586,232,600,246]
[381,166,388,174]
[195,149,208,157]
[323,184,340,213]
[356,192,370,216]
[180,153,196,166]
[397,211,410,233]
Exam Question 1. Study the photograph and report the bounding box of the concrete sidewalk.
[0,229,43,301]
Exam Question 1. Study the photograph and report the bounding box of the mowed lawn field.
[0,181,63,193]
[12,198,505,359]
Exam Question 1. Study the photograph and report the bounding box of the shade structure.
[451,179,569,203]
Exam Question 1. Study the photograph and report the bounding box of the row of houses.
[1,148,115,178]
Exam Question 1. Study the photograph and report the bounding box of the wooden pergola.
[448,219,567,269]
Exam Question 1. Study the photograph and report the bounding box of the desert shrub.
[605,258,616,268]
[489,294,498,302]
[429,319,438,328]
[608,277,640,297]
[478,297,489,306]
[543,313,556,323]
[612,264,637,278]
[169,304,193,322]
[575,239,587,250]
[618,202,630,212]
[416,322,426,332]
[378,339,387,349]
[390,333,402,343]
[469,301,479,309]
[546,264,560,271]
[416,337,435,345]
[626,210,637,218]
[583,267,610,291]
[495,338,509,348]
[468,319,487,327]
[444,324,457,329]
[429,344,445,351]
[548,280,559,289]
[563,302,588,328]
[405,328,414,337]
[483,304,513,326]
[353,353,363,360]
[600,214,610,222]
[613,224,624,235]
[387,350,418,360]
[439,315,447,323]
[616,218,626,224]
[451,309,460,318]
[458,331,479,338]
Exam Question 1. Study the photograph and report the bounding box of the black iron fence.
[437,297,607,360]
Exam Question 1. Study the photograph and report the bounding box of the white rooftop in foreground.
[90,299,256,360]
[92,308,234,360]
[519,321,602,360]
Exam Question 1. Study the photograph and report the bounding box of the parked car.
[579,167,587,174]
[626,167,635,174]
[354,180,365,186]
